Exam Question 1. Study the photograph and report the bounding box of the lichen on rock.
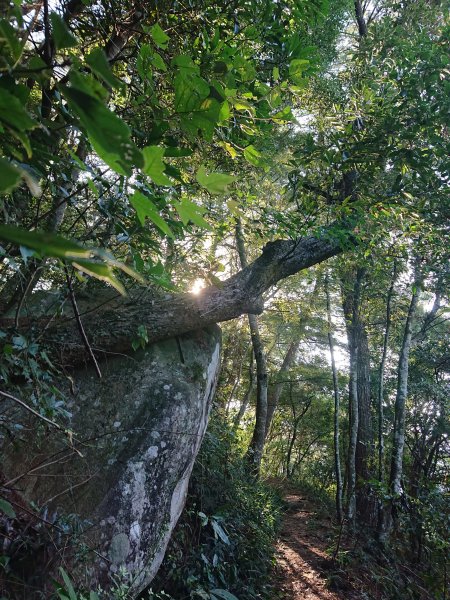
[1,325,221,597]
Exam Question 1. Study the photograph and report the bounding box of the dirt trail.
[275,492,350,600]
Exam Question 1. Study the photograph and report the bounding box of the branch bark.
[3,226,346,369]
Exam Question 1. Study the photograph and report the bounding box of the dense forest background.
[0,0,448,598]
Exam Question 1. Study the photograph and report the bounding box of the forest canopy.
[0,0,449,598]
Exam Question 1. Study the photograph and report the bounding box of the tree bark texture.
[325,273,343,523]
[379,265,423,543]
[389,268,423,497]
[346,332,359,528]
[377,262,397,483]
[1,227,346,371]
[342,268,376,529]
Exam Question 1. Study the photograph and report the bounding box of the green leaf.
[174,198,211,229]
[180,98,221,140]
[0,158,22,193]
[0,88,36,132]
[164,146,192,157]
[289,59,309,84]
[50,13,78,50]
[211,519,230,544]
[272,105,294,122]
[86,48,122,89]
[129,191,174,237]
[0,225,91,259]
[72,259,125,295]
[211,590,239,600]
[227,199,243,217]
[87,178,99,198]
[218,100,231,123]
[66,147,88,171]
[136,44,152,80]
[93,249,144,284]
[150,23,169,49]
[172,54,197,70]
[243,144,265,167]
[196,166,235,195]
[221,142,238,159]
[142,146,172,186]
[174,70,210,112]
[0,498,16,518]
[0,225,137,292]
[61,84,142,175]
[151,52,167,72]
[59,568,77,600]
[198,511,208,526]
[0,19,24,63]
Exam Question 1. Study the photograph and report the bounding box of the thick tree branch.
[3,228,348,368]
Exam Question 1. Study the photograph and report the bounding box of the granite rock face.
[2,326,221,596]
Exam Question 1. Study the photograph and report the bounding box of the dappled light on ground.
[275,493,354,600]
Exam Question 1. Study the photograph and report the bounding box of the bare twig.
[44,473,96,505]
[65,268,102,378]
[0,389,64,431]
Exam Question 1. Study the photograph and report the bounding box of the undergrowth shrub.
[148,413,283,600]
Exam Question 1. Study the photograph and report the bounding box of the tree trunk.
[354,316,375,526]
[342,268,362,529]
[325,272,343,523]
[346,330,359,528]
[286,417,301,479]
[389,269,423,483]
[245,313,268,474]
[342,267,376,529]
[233,349,255,429]
[379,264,422,543]
[235,219,268,475]
[264,279,318,439]
[265,339,300,438]
[377,262,397,483]
[354,0,368,37]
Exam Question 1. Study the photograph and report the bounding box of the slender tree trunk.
[264,279,318,438]
[286,383,297,478]
[225,354,244,415]
[291,433,320,478]
[380,264,423,542]
[235,219,268,475]
[265,339,300,438]
[354,0,368,37]
[325,273,343,523]
[286,393,313,478]
[245,313,268,474]
[389,269,423,494]
[233,350,255,428]
[342,268,376,529]
[286,418,300,479]
[342,269,362,529]
[377,262,397,483]
[347,334,359,528]
[354,317,375,526]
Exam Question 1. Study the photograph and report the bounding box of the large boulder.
[1,325,221,597]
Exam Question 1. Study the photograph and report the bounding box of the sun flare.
[190,278,206,295]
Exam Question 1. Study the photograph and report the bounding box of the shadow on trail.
[275,492,350,600]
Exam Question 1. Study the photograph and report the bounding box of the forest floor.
[273,485,357,600]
